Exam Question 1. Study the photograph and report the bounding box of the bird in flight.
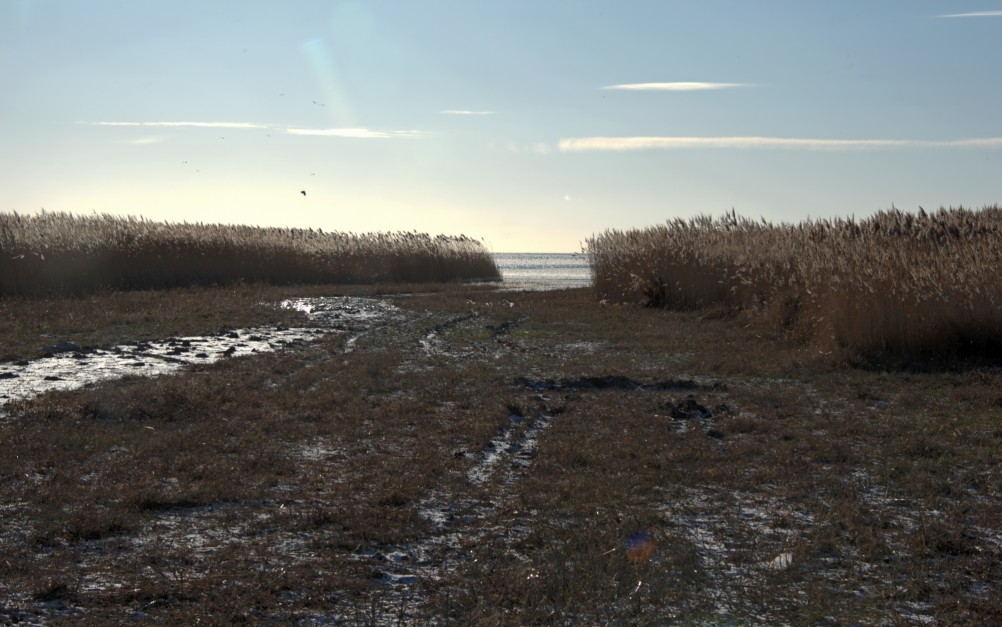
[301,190,307,196]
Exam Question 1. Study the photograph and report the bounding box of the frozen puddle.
[0,296,404,409]
[467,412,554,486]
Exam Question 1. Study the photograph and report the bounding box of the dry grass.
[1,286,1000,624]
[587,205,1002,365]
[0,211,500,297]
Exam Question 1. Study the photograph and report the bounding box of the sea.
[492,253,592,291]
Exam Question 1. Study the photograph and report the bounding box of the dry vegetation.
[1,285,1000,624]
[587,205,1002,365]
[0,211,500,297]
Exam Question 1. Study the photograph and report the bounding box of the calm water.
[492,253,592,291]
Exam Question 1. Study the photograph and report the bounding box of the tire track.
[354,407,556,617]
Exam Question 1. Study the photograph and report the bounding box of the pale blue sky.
[2,1,1000,251]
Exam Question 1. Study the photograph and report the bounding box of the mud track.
[2,293,998,624]
[0,297,403,412]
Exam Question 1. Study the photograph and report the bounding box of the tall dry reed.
[0,211,500,297]
[586,206,1002,361]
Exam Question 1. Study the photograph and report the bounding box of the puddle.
[0,296,405,411]
[467,412,553,487]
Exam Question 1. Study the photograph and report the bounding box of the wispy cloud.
[88,121,269,129]
[938,11,1002,17]
[558,136,1002,151]
[128,136,165,145]
[86,121,424,139]
[602,82,748,91]
[286,128,424,138]
[440,110,494,115]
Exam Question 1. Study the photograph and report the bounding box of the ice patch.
[0,297,406,412]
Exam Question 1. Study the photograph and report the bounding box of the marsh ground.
[1,284,1000,624]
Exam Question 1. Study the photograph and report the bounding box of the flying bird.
[300,190,306,196]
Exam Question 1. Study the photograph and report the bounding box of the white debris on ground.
[658,481,942,625]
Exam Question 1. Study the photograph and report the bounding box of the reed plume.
[0,211,501,297]
[586,206,1002,361]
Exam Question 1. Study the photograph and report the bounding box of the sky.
[2,1,1001,252]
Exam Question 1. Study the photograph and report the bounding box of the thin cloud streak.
[88,121,268,129]
[440,110,494,115]
[602,82,748,91]
[86,121,424,138]
[558,136,1002,151]
[938,11,1002,17]
[286,128,424,139]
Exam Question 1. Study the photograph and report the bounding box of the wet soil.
[1,289,999,624]
[0,297,402,412]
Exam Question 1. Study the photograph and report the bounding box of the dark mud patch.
[657,395,735,439]
[485,316,526,342]
[514,374,723,392]
[663,395,713,420]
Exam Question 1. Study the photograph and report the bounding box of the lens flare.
[625,531,656,564]
[299,37,355,127]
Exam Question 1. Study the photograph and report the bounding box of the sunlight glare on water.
[493,253,591,291]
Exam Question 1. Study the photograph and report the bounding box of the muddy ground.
[1,287,1000,624]
[0,297,400,411]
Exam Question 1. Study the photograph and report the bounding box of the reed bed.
[587,206,1002,362]
[0,211,500,297]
